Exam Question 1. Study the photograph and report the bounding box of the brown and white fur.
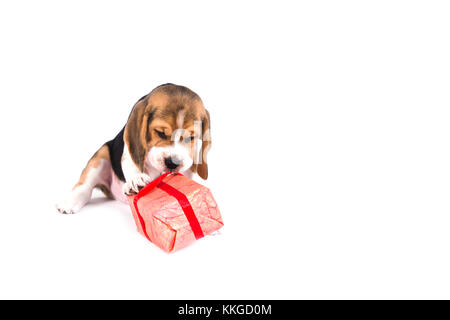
[56,84,210,214]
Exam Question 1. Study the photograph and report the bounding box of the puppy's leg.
[56,145,112,214]
[121,144,153,195]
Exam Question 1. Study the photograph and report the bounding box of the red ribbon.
[132,172,204,242]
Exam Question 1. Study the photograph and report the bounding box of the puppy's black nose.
[164,157,180,170]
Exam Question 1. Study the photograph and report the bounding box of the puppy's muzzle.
[164,156,181,170]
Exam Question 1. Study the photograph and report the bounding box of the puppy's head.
[124,84,210,179]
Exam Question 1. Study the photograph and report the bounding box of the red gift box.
[127,172,223,252]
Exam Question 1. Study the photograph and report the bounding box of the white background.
[0,0,449,299]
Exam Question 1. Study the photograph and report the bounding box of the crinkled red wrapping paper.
[127,174,223,253]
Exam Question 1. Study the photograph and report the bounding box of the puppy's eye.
[155,130,167,139]
[184,136,195,143]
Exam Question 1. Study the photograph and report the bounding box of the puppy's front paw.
[56,187,91,214]
[56,199,81,214]
[122,173,152,195]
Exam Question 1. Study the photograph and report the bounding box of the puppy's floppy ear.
[124,97,154,171]
[196,109,211,180]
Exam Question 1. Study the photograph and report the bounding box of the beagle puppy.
[57,83,210,214]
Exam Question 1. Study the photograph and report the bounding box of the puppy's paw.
[56,188,91,214]
[122,173,152,195]
[56,199,82,214]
